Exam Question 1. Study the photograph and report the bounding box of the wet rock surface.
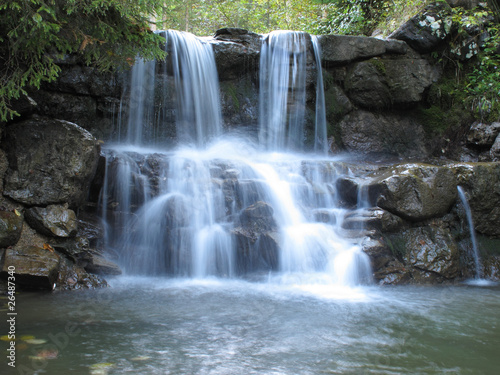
[25,205,78,238]
[368,164,457,221]
[2,117,100,207]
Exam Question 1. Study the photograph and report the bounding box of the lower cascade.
[100,30,372,286]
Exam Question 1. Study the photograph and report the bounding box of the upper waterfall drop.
[119,30,222,147]
[259,31,328,154]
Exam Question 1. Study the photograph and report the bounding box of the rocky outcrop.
[367,164,458,221]
[467,122,500,147]
[338,111,427,157]
[318,35,406,65]
[1,246,61,290]
[2,117,100,207]
[389,2,453,53]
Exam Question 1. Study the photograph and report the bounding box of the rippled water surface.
[4,278,500,375]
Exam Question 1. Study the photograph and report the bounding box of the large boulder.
[368,163,457,221]
[389,2,453,53]
[467,122,500,147]
[0,210,24,248]
[25,205,78,238]
[318,35,406,65]
[339,110,427,157]
[345,56,437,109]
[1,246,60,290]
[2,118,100,207]
[450,162,500,237]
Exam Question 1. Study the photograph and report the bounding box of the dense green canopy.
[0,0,499,122]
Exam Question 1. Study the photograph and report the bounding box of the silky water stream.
[5,31,500,375]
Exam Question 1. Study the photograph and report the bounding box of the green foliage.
[0,0,167,121]
[464,30,500,122]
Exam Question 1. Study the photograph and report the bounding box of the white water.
[101,30,371,287]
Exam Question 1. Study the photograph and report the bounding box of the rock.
[402,226,460,281]
[389,2,453,53]
[233,228,279,273]
[368,163,457,221]
[0,211,24,248]
[25,205,78,238]
[318,35,387,65]
[446,0,482,9]
[343,208,405,232]
[1,246,60,290]
[211,31,262,81]
[345,60,391,109]
[383,58,438,105]
[2,118,100,207]
[467,122,500,147]
[345,57,436,109]
[339,110,427,157]
[239,201,277,232]
[233,201,279,273]
[324,82,354,123]
[450,162,500,237]
[56,256,108,290]
[491,135,500,161]
[7,93,38,120]
[0,149,8,192]
[84,253,122,276]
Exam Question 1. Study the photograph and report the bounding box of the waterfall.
[259,31,328,153]
[100,30,371,286]
[457,186,483,280]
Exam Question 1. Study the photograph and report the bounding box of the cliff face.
[1,3,499,289]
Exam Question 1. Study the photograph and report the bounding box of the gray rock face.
[1,246,60,290]
[0,211,24,248]
[25,205,78,238]
[389,2,453,53]
[368,164,457,221]
[318,35,394,65]
[345,57,436,109]
[467,122,500,146]
[2,118,100,207]
[339,110,427,157]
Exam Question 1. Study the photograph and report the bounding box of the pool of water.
[3,277,500,375]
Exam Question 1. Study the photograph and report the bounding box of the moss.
[477,236,500,257]
[220,82,240,112]
[383,234,407,260]
[368,58,386,75]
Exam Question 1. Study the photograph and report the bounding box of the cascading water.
[100,30,372,286]
[457,186,483,280]
[259,31,327,153]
